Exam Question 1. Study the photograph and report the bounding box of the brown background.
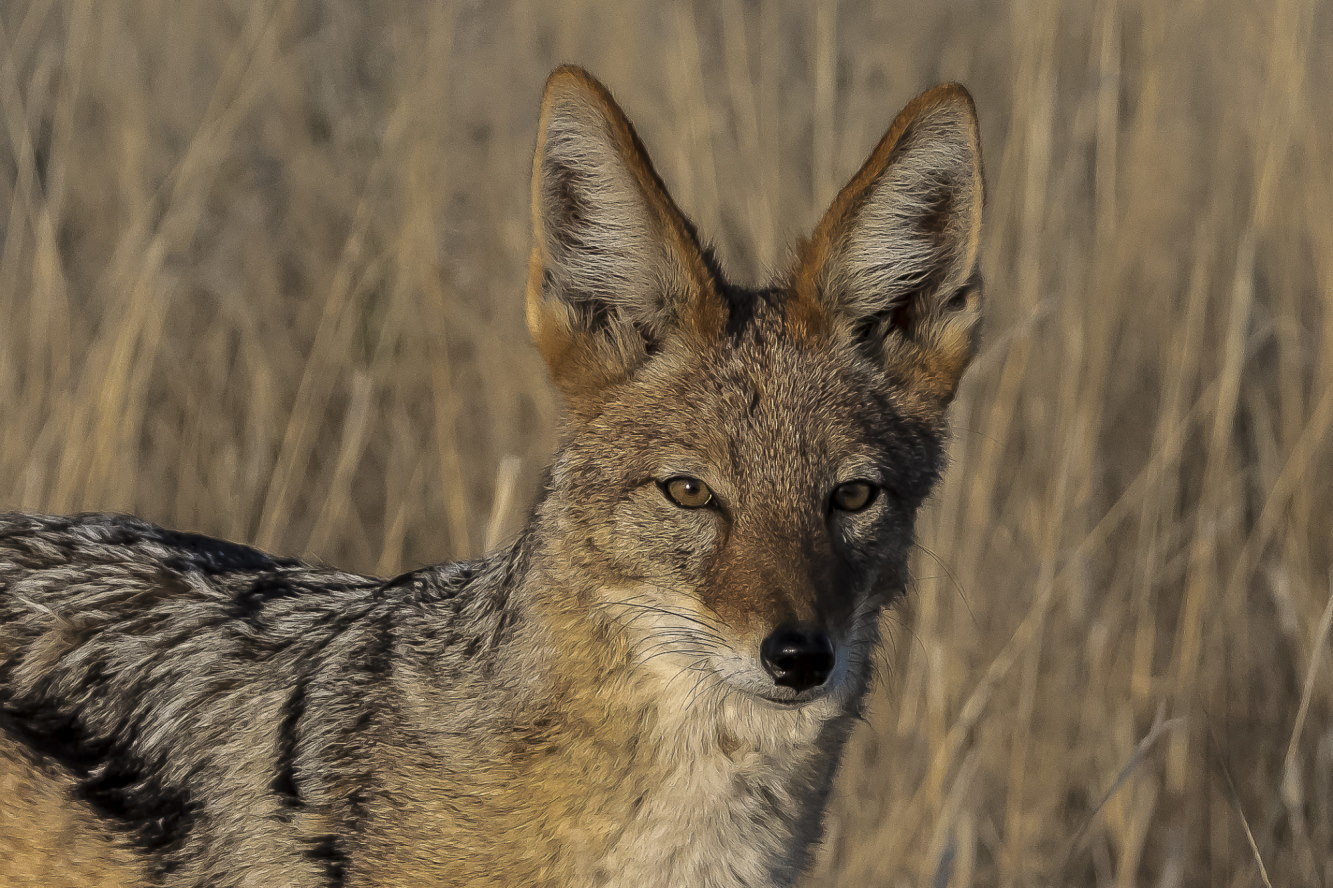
[1,1,1330,884]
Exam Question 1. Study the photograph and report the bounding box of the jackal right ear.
[526,66,722,411]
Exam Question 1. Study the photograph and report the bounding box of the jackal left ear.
[794,83,984,407]
[527,66,722,411]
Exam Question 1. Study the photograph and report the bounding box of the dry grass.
[2,1,1331,884]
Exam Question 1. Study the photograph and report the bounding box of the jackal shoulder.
[0,510,519,884]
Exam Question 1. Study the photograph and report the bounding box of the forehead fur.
[574,286,946,508]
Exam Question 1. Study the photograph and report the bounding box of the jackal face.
[528,67,983,710]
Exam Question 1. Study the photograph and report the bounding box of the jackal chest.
[585,744,805,888]
[355,739,809,888]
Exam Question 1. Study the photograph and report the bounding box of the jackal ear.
[794,83,984,407]
[527,66,722,409]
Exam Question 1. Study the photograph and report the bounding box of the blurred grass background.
[2,1,1331,885]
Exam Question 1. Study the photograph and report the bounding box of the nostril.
[760,626,835,693]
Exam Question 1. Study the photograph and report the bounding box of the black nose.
[760,626,835,692]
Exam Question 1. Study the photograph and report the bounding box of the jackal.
[0,66,984,887]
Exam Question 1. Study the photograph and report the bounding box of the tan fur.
[0,735,147,887]
[352,587,847,887]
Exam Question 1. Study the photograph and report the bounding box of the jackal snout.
[702,516,866,700]
[759,625,835,693]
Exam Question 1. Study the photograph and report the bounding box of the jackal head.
[527,67,982,711]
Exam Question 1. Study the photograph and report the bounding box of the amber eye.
[662,476,714,509]
[831,480,877,512]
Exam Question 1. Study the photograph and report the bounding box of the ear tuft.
[795,83,985,407]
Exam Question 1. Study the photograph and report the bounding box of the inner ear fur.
[792,83,985,408]
[526,66,722,410]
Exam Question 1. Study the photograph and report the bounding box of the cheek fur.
[829,504,916,598]
[602,488,721,586]
[830,503,893,561]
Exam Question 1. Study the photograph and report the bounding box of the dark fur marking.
[877,410,945,505]
[0,702,199,861]
[722,287,758,339]
[357,608,396,678]
[380,568,427,593]
[269,600,393,815]
[151,526,299,576]
[540,278,614,339]
[692,237,727,284]
[544,163,593,237]
[381,565,469,604]
[305,834,348,887]
[272,678,308,809]
[231,574,299,621]
[945,272,983,313]
[634,318,662,357]
[917,181,956,237]
[722,284,782,341]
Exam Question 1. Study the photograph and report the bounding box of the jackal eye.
[831,480,878,512]
[661,476,713,509]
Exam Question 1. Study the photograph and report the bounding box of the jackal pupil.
[663,476,713,509]
[831,481,877,512]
